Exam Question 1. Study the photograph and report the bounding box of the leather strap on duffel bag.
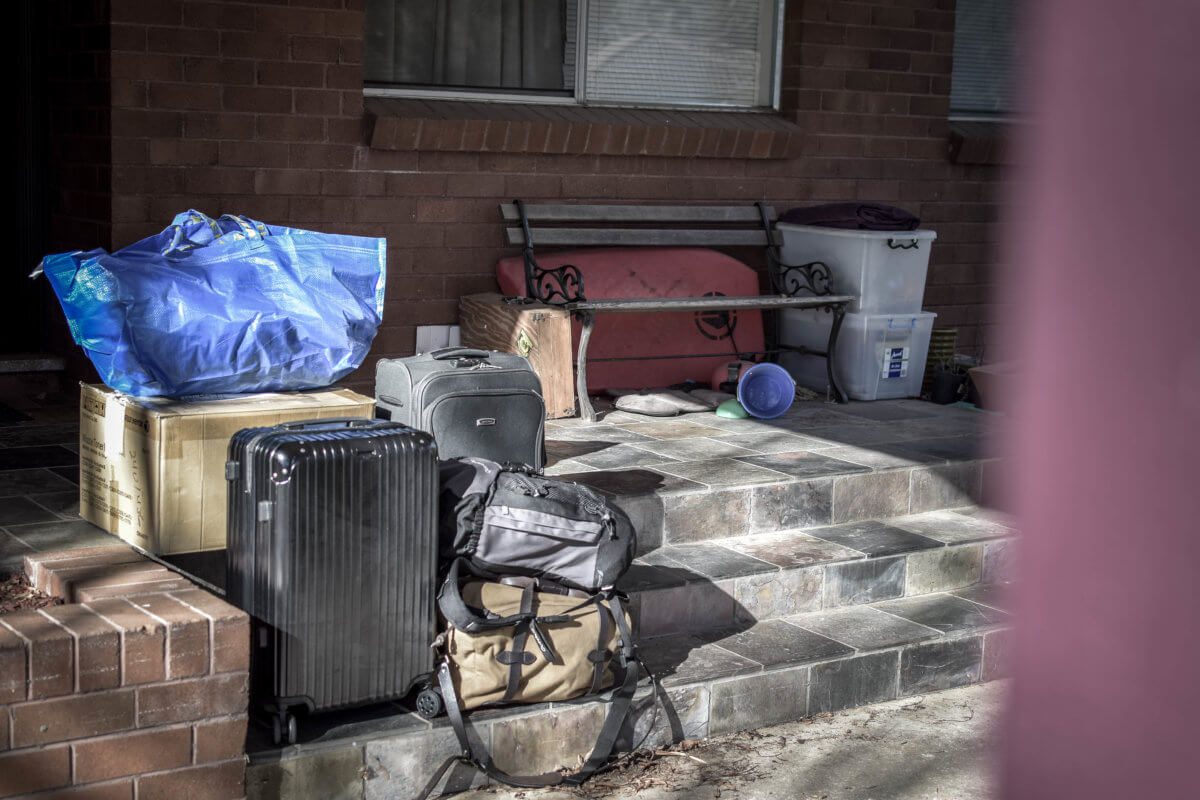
[423,567,643,792]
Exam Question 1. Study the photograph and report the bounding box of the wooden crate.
[458,293,576,419]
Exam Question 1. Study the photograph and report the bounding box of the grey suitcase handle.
[277,417,383,431]
[430,347,491,360]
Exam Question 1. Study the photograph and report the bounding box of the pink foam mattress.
[496,248,764,393]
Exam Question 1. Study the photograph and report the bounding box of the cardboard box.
[79,384,374,555]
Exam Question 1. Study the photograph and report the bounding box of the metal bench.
[500,201,855,421]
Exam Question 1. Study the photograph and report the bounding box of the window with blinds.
[364,0,783,110]
[950,0,1017,116]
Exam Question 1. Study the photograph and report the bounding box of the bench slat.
[500,203,776,224]
[506,227,780,247]
[566,295,855,313]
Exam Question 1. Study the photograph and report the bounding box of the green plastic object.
[716,398,750,419]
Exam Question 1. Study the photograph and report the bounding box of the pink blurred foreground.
[1000,1,1200,798]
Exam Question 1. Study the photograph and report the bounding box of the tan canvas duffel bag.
[428,560,641,791]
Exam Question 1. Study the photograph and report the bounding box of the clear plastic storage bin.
[777,224,937,314]
[780,309,937,401]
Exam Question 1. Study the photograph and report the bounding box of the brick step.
[245,583,1011,800]
[619,506,1017,639]
[544,399,997,551]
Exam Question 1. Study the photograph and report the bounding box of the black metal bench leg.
[576,311,598,422]
[826,304,849,404]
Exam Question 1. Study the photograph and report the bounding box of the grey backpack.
[438,458,636,592]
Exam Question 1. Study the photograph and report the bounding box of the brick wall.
[92,0,1003,392]
[0,548,249,799]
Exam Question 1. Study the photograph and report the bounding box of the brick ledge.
[367,97,803,159]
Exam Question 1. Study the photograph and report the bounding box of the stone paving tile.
[557,469,703,498]
[806,520,942,557]
[572,444,682,470]
[0,468,78,497]
[905,545,983,594]
[823,556,906,608]
[888,509,1012,544]
[736,450,869,480]
[873,593,1008,635]
[3,519,121,553]
[809,651,900,714]
[733,567,824,622]
[954,505,1019,528]
[706,430,826,454]
[0,530,35,575]
[657,458,792,489]
[749,479,834,532]
[799,424,917,448]
[909,462,982,513]
[542,461,595,476]
[832,470,912,523]
[656,543,778,581]
[49,465,79,485]
[982,628,1011,681]
[895,436,987,462]
[639,634,761,687]
[663,488,752,544]
[899,636,983,696]
[544,424,654,444]
[830,403,937,422]
[982,539,1017,584]
[816,445,934,470]
[0,424,79,449]
[724,529,863,569]
[712,619,853,669]
[545,438,611,463]
[635,580,736,638]
[616,562,695,592]
[629,437,760,462]
[952,582,1011,612]
[26,492,81,518]
[708,664,809,735]
[0,446,79,471]
[0,496,60,526]
[678,415,797,435]
[786,606,942,650]
[611,419,723,440]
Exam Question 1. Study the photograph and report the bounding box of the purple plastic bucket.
[737,363,796,419]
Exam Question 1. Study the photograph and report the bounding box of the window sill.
[947,120,1011,166]
[365,98,802,159]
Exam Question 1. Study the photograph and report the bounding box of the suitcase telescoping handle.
[430,347,490,360]
[277,417,380,431]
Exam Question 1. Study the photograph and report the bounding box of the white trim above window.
[363,0,785,111]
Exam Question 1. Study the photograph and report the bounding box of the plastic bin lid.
[775,223,937,240]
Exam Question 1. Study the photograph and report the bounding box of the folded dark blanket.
[779,203,920,231]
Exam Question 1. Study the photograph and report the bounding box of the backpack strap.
[436,592,641,791]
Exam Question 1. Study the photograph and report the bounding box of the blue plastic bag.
[38,210,386,397]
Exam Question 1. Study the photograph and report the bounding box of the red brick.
[222,86,293,114]
[257,60,325,88]
[0,611,72,699]
[76,576,195,603]
[219,141,291,169]
[182,112,256,140]
[182,57,255,86]
[74,725,193,783]
[124,594,210,679]
[325,64,361,90]
[15,780,135,800]
[194,716,249,764]
[167,590,249,674]
[254,169,321,195]
[221,30,288,60]
[0,622,28,704]
[10,689,135,747]
[0,745,70,795]
[290,34,339,63]
[136,673,249,727]
[137,759,245,800]
[294,88,342,116]
[40,605,120,692]
[82,598,167,686]
[0,705,8,751]
[148,82,222,112]
[49,561,171,600]
[256,6,326,34]
[289,143,354,169]
[256,114,325,143]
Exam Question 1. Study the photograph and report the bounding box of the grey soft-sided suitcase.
[375,346,545,469]
[225,418,438,744]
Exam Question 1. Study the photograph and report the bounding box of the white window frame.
[363,0,785,112]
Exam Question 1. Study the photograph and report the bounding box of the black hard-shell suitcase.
[375,346,545,469]
[225,418,439,744]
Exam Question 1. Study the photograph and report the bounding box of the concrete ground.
[458,681,1006,800]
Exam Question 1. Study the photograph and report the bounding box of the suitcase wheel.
[415,687,444,720]
[272,711,298,746]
